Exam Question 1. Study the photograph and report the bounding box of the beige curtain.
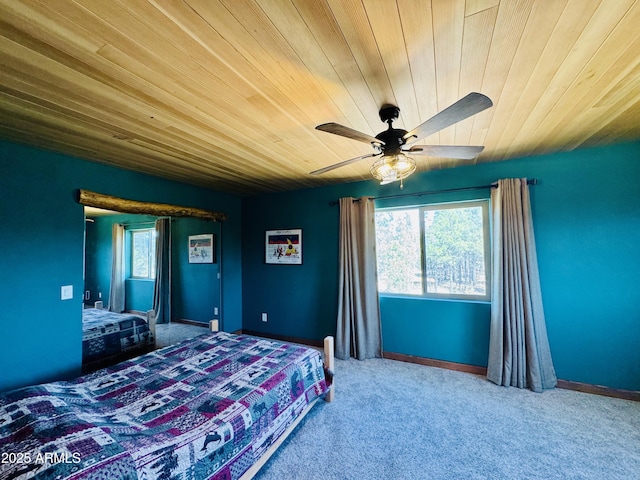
[487,178,557,392]
[152,218,171,324]
[108,223,125,313]
[336,197,382,360]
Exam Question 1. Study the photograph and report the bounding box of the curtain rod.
[120,221,157,227]
[329,178,538,205]
[86,217,170,227]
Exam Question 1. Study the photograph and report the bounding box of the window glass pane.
[375,209,422,294]
[132,231,150,278]
[423,205,486,296]
[150,243,156,278]
[132,230,151,278]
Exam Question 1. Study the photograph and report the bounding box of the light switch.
[61,285,73,300]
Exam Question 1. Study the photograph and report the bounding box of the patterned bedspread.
[0,332,328,479]
[82,308,154,363]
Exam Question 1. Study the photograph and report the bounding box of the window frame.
[375,199,491,302]
[130,228,157,280]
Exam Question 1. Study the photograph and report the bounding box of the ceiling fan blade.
[316,123,384,145]
[404,145,485,159]
[310,153,380,175]
[403,92,493,142]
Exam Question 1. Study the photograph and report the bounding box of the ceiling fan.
[311,92,493,188]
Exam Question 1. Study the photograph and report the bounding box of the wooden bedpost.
[147,310,157,346]
[323,336,335,402]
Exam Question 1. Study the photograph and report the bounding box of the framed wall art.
[265,229,302,265]
[189,234,215,263]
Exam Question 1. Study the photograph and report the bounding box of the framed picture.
[189,234,215,263]
[265,229,302,265]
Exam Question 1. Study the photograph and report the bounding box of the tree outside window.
[375,200,490,301]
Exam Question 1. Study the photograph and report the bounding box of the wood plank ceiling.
[1,0,639,196]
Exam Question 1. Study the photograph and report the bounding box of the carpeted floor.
[154,322,210,348]
[254,357,640,480]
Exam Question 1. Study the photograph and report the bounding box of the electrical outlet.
[261,313,268,323]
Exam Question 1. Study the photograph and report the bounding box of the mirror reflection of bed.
[83,206,221,371]
[154,321,210,348]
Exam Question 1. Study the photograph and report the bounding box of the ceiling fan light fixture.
[370,153,416,188]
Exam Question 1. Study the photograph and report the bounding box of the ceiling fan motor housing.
[377,104,409,155]
[376,127,408,155]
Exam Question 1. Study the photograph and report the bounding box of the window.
[131,229,156,279]
[375,200,490,301]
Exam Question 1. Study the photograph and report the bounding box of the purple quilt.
[0,332,328,479]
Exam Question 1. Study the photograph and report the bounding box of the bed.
[82,306,156,370]
[0,331,333,480]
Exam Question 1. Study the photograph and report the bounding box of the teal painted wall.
[1,139,638,392]
[241,181,371,341]
[242,141,640,391]
[0,141,242,393]
[83,216,100,305]
[172,218,221,324]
